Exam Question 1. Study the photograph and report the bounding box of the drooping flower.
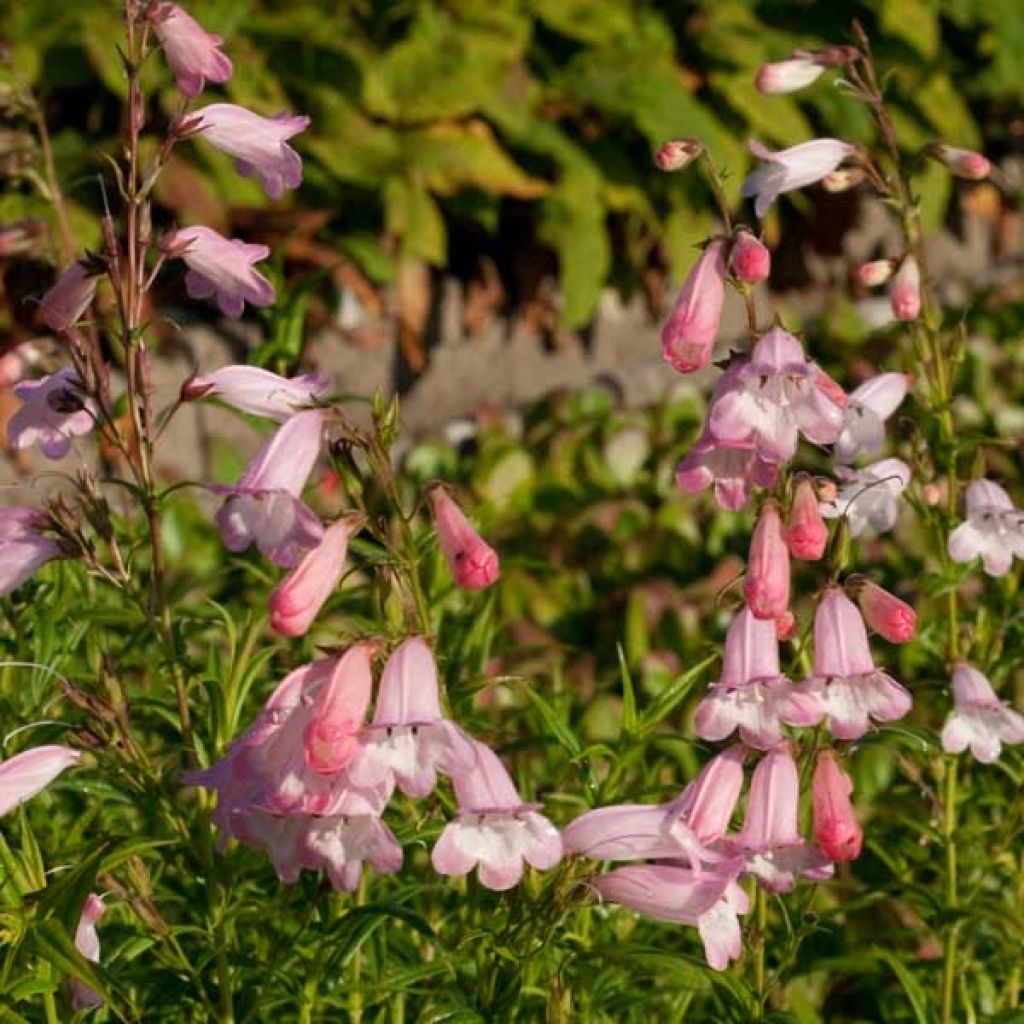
[889,257,921,321]
[742,139,857,218]
[70,893,105,1010]
[38,260,100,333]
[426,484,499,590]
[0,744,81,815]
[730,229,771,284]
[708,326,846,465]
[745,502,790,619]
[941,664,1024,764]
[800,588,912,740]
[834,372,909,464]
[194,103,311,199]
[431,740,562,891]
[924,143,991,181]
[0,508,62,596]
[300,810,403,891]
[183,365,330,421]
[164,225,274,317]
[819,458,911,537]
[654,137,703,172]
[7,368,96,459]
[675,428,779,511]
[214,409,324,566]
[664,745,747,845]
[592,864,749,971]
[151,2,233,98]
[694,607,821,750]
[786,477,828,560]
[347,637,475,798]
[855,580,916,644]
[947,479,1024,577]
[812,750,862,862]
[661,239,727,374]
[755,54,825,94]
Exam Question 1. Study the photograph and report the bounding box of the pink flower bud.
[774,611,796,641]
[889,257,921,321]
[38,260,100,333]
[427,485,500,590]
[922,481,942,506]
[661,239,727,374]
[70,893,106,1010]
[856,580,916,644]
[730,229,770,284]
[855,259,894,288]
[151,2,233,99]
[821,167,866,192]
[786,477,828,561]
[812,750,862,862]
[925,143,991,181]
[654,137,703,172]
[303,642,375,775]
[744,502,790,620]
[755,55,825,94]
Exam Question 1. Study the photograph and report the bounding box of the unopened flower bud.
[744,502,790,620]
[654,137,703,172]
[855,580,916,644]
[890,256,921,321]
[774,610,796,641]
[921,481,942,506]
[924,143,991,181]
[427,484,500,590]
[786,477,828,561]
[855,259,894,287]
[812,750,862,862]
[730,229,771,284]
[755,55,825,95]
[821,167,866,193]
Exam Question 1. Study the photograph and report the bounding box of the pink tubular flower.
[151,3,233,98]
[592,864,749,971]
[856,259,894,288]
[742,139,856,218]
[745,502,790,619]
[786,477,828,560]
[727,746,833,892]
[300,811,403,891]
[269,516,360,637]
[0,744,81,815]
[812,750,862,862]
[834,372,908,464]
[347,637,476,798]
[755,54,825,94]
[661,239,727,374]
[889,256,921,320]
[431,740,562,891]
[39,260,100,333]
[856,580,916,644]
[70,893,105,1010]
[303,643,375,776]
[0,508,62,597]
[941,664,1024,764]
[709,326,846,466]
[427,485,499,590]
[165,225,274,317]
[925,143,991,181]
[730,229,770,284]
[694,607,821,750]
[654,137,703,172]
[7,367,95,459]
[664,745,747,845]
[183,365,330,421]
[214,409,324,566]
[820,458,911,537]
[947,479,1024,577]
[800,588,912,740]
[194,103,310,199]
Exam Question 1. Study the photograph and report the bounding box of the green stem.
[42,990,59,1024]
[941,758,959,1024]
[754,887,768,1019]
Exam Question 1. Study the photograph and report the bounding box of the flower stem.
[754,886,768,1018]
[941,758,959,1024]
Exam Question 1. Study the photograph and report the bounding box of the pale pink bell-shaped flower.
[800,588,912,740]
[70,893,105,1010]
[661,239,727,374]
[834,372,908,464]
[151,2,233,98]
[347,637,476,798]
[194,103,311,199]
[819,458,911,537]
[664,745,747,845]
[303,642,375,776]
[812,750,862,862]
[855,260,894,288]
[941,664,1024,763]
[755,55,825,94]
[300,808,403,891]
[431,740,562,891]
[592,864,749,971]
[427,485,499,590]
[925,143,991,181]
[0,508,62,596]
[654,137,703,172]
[183,365,330,421]
[744,502,790,619]
[694,607,821,750]
[786,477,828,560]
[856,580,916,644]
[730,229,770,284]
[8,367,96,459]
[269,516,360,637]
[214,409,324,566]
[742,139,856,218]
[947,479,1024,577]
[727,746,833,892]
[0,744,81,815]
[889,256,921,320]
[165,225,274,317]
[39,260,99,332]
[708,326,846,465]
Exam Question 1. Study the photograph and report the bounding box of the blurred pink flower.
[654,137,703,172]
[730,229,770,284]
[427,485,499,590]
[856,580,916,644]
[151,2,233,98]
[745,502,790,619]
[856,259,894,288]
[820,458,911,537]
[184,365,329,421]
[661,239,727,374]
[165,225,274,317]
[0,744,81,816]
[941,664,1024,763]
[834,372,908,464]
[8,367,95,459]
[786,477,828,560]
[0,507,62,596]
[925,143,991,180]
[431,740,562,890]
[38,260,99,333]
[755,55,825,94]
[889,256,921,320]
[742,139,856,218]
[812,750,862,862]
[947,479,1024,577]
[70,893,105,1010]
[194,103,310,199]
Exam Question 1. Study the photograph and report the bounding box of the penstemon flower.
[947,479,1024,577]
[744,501,791,620]
[183,365,330,421]
[742,139,857,218]
[427,485,500,590]
[7,367,96,459]
[941,664,1024,763]
[150,2,233,98]
[0,744,81,816]
[786,477,828,561]
[819,457,911,537]
[730,228,771,284]
[889,256,921,321]
[812,750,863,863]
[834,372,909,464]
[70,894,106,1011]
[755,54,826,95]
[660,239,727,374]
[38,259,101,333]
